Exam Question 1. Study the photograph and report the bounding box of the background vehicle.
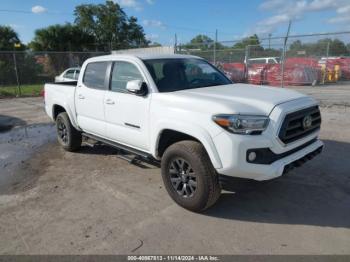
[44,54,323,212]
[55,67,81,82]
[247,57,280,64]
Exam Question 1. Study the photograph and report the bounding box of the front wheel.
[56,112,82,152]
[161,140,221,212]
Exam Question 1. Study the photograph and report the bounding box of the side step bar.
[82,133,160,168]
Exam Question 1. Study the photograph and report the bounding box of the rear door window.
[83,62,108,89]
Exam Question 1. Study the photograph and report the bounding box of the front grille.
[279,106,321,144]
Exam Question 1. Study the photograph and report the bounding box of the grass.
[0,84,43,98]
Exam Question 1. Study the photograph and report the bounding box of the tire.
[161,140,221,212]
[56,112,82,152]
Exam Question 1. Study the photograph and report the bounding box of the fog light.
[248,151,257,162]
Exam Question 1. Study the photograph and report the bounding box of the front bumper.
[282,144,323,175]
[214,133,323,181]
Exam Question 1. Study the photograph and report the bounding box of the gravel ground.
[0,87,349,255]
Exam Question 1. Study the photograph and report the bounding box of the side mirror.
[126,80,147,96]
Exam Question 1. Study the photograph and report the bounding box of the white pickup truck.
[44,54,323,212]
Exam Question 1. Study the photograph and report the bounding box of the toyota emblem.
[302,115,313,129]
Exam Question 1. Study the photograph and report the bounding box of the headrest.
[163,62,183,77]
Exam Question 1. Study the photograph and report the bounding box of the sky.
[1,0,350,45]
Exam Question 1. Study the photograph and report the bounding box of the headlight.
[212,114,269,135]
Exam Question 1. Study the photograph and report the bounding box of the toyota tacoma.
[44,54,323,212]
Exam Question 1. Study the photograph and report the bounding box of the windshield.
[143,58,232,92]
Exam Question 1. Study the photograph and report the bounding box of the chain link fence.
[1,32,350,97]
[177,32,350,87]
[0,51,108,97]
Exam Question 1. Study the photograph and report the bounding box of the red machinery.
[221,57,325,86]
[221,63,246,83]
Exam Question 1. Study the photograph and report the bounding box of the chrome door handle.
[78,94,85,99]
[105,99,115,105]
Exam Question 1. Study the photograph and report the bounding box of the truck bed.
[44,81,77,121]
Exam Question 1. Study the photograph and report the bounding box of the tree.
[74,0,149,50]
[183,35,224,51]
[330,39,348,56]
[0,26,20,84]
[149,42,162,47]
[0,26,43,86]
[126,16,149,48]
[289,38,349,57]
[29,23,94,52]
[185,35,213,50]
[29,24,96,75]
[289,40,303,51]
[0,26,23,51]
[233,34,261,49]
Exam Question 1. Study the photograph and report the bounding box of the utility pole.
[13,53,21,96]
[268,33,272,49]
[244,45,251,82]
[322,41,330,84]
[13,43,21,96]
[213,29,218,65]
[174,33,178,53]
[281,20,292,88]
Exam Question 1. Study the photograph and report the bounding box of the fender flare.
[51,101,81,131]
[151,120,223,169]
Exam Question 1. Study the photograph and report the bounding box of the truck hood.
[155,84,308,116]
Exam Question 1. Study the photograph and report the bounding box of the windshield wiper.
[199,83,223,88]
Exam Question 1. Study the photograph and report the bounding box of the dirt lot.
[0,87,349,255]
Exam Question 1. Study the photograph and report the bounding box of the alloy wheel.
[169,158,197,198]
[57,118,68,144]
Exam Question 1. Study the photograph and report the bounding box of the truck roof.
[86,53,201,63]
[248,57,279,60]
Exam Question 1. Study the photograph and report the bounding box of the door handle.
[105,99,115,105]
[78,94,85,99]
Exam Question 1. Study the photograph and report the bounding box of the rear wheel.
[161,140,221,212]
[56,112,82,152]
